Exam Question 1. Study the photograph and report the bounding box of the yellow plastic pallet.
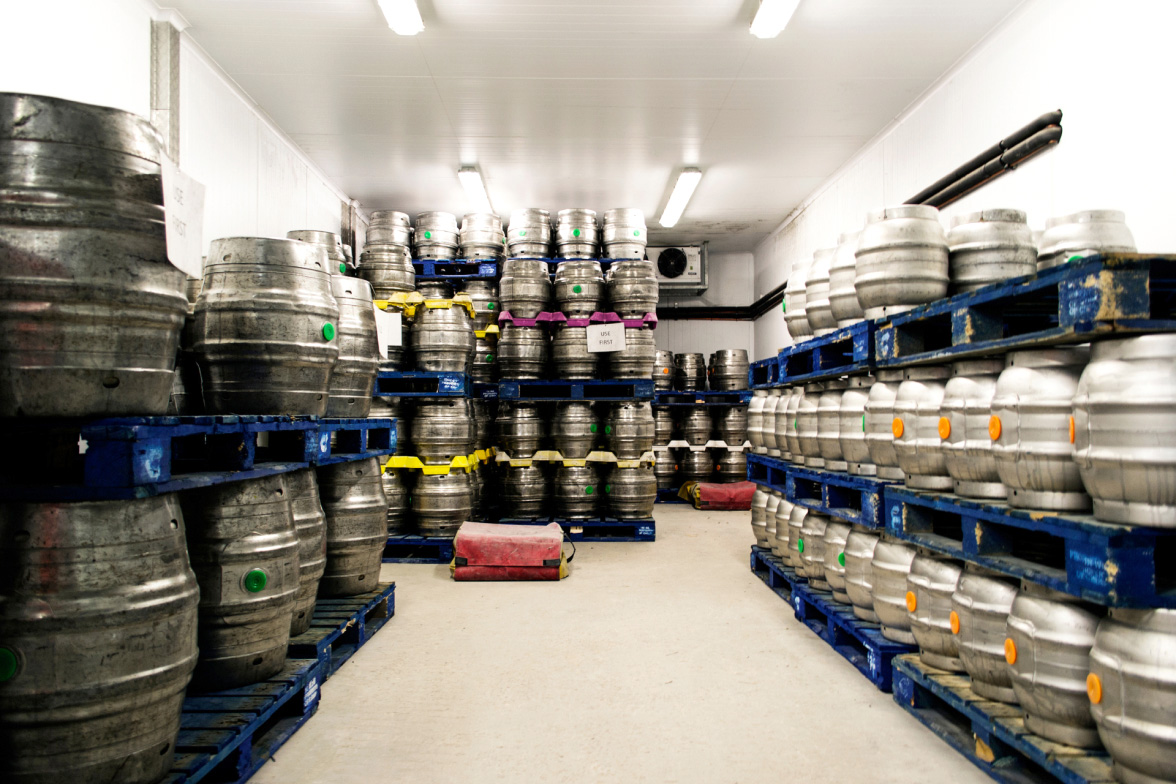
[382,453,490,474]
[374,294,476,320]
[493,450,657,467]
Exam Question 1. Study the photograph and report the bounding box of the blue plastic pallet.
[875,253,1176,367]
[503,517,656,541]
[498,378,655,401]
[746,453,789,494]
[893,654,1114,784]
[472,382,499,400]
[374,370,471,397]
[750,544,805,603]
[412,259,499,279]
[884,486,1176,608]
[163,659,322,784]
[382,534,456,564]
[787,464,895,529]
[777,320,875,384]
[653,389,751,406]
[0,416,395,501]
[655,487,688,504]
[749,356,780,389]
[287,583,395,679]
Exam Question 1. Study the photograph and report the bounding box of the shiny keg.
[799,511,831,591]
[947,209,1037,293]
[654,405,675,444]
[991,347,1091,511]
[751,485,770,546]
[715,450,747,483]
[785,503,807,570]
[679,448,715,484]
[551,326,598,379]
[555,208,599,259]
[893,365,953,491]
[941,359,1007,499]
[414,211,459,259]
[783,387,803,461]
[951,566,1019,703]
[1037,210,1136,270]
[829,232,865,327]
[762,491,780,551]
[606,401,655,459]
[471,332,498,383]
[748,391,767,451]
[554,464,600,519]
[1074,334,1176,525]
[715,405,748,447]
[411,299,475,373]
[471,400,494,451]
[507,207,552,258]
[855,205,950,319]
[460,280,500,331]
[499,259,551,318]
[459,212,505,260]
[872,538,919,643]
[553,401,598,459]
[804,247,838,336]
[816,378,849,471]
[412,470,472,534]
[1088,608,1176,784]
[381,467,411,534]
[783,254,814,340]
[654,350,675,390]
[602,208,648,259]
[1006,583,1103,747]
[317,458,389,596]
[797,381,824,468]
[359,246,415,299]
[181,476,299,690]
[609,327,656,379]
[366,210,413,248]
[502,464,548,519]
[170,276,203,415]
[325,276,379,417]
[906,554,965,671]
[287,229,348,275]
[606,259,659,318]
[654,451,679,491]
[761,389,782,456]
[554,259,605,316]
[417,280,453,299]
[0,495,198,784]
[605,465,656,517]
[865,369,906,480]
[497,401,545,458]
[195,237,339,415]
[772,497,793,559]
[675,352,708,391]
[285,469,328,636]
[498,324,549,379]
[844,528,882,621]
[838,376,875,476]
[412,399,474,463]
[680,405,712,446]
[822,520,853,604]
[709,349,750,391]
[772,388,794,461]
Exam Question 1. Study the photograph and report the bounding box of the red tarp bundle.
[680,480,756,510]
[452,522,568,581]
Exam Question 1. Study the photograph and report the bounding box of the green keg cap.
[838,551,846,567]
[519,230,527,237]
[424,230,432,239]
[339,263,347,273]
[322,322,336,341]
[633,230,641,238]
[604,484,612,494]
[782,300,787,313]
[605,425,612,434]
[486,354,495,362]
[573,284,582,294]
[244,569,268,593]
[0,647,17,682]
[487,302,495,310]
[862,414,866,432]
[794,418,799,431]
[585,485,594,495]
[797,538,804,554]
[573,229,581,238]
[589,424,597,433]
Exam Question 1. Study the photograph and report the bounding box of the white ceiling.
[167,0,1024,251]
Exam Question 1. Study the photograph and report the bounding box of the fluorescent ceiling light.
[376,0,424,35]
[458,166,493,214]
[750,0,800,38]
[659,168,702,228]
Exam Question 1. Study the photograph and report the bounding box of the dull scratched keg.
[608,327,656,379]
[783,254,814,340]
[502,464,549,519]
[414,211,459,260]
[412,470,472,534]
[822,520,853,604]
[654,350,675,390]
[844,527,882,622]
[499,258,551,318]
[785,503,807,570]
[751,485,770,545]
[864,369,906,481]
[285,469,328,636]
[555,208,599,259]
[507,207,552,259]
[951,565,1020,703]
[412,399,474,463]
[551,325,598,379]
[799,511,831,591]
[606,400,655,459]
[816,378,849,471]
[382,466,411,534]
[555,464,600,519]
[763,492,779,549]
[359,245,415,299]
[181,476,299,690]
[679,448,715,484]
[803,247,838,336]
[854,205,949,319]
[325,276,379,417]
[680,405,712,446]
[498,324,548,379]
[654,451,679,490]
[459,212,505,260]
[838,376,874,476]
[760,389,782,456]
[287,229,349,275]
[654,405,675,445]
[947,209,1036,293]
[829,232,865,328]
[782,387,802,462]
[554,259,605,316]
[471,332,498,383]
[906,553,965,671]
[553,401,598,459]
[195,237,339,415]
[605,465,656,518]
[411,298,475,373]
[0,94,189,417]
[496,401,545,458]
[602,208,648,260]
[674,352,707,391]
[940,359,1007,499]
[893,365,953,491]
[606,259,659,318]
[714,405,748,447]
[709,349,750,391]
[748,390,767,451]
[772,496,793,559]
[0,495,198,784]
[1037,210,1136,270]
[871,538,919,644]
[317,458,389,596]
[460,280,499,331]
[715,450,747,483]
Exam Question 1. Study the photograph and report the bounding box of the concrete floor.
[254,505,989,784]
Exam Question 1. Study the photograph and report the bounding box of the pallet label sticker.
[637,524,654,537]
[303,674,319,710]
[587,323,625,352]
[439,375,463,392]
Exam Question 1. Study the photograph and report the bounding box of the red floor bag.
[679,480,756,510]
[451,522,570,581]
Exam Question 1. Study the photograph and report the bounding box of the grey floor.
[253,505,989,784]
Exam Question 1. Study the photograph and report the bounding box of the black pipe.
[923,125,1063,208]
[906,109,1063,205]
[657,279,787,322]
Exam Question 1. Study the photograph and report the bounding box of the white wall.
[751,0,1176,360]
[656,251,754,357]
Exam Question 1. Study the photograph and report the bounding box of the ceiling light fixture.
[659,168,702,228]
[458,166,493,214]
[376,0,424,35]
[750,0,800,39]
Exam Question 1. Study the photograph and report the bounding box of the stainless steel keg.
[605,465,656,518]
[286,469,328,636]
[325,276,380,417]
[854,205,950,319]
[906,553,965,671]
[816,378,849,471]
[601,208,648,260]
[551,325,598,379]
[941,359,1007,499]
[951,565,1019,703]
[502,464,549,519]
[715,450,747,483]
[674,352,708,391]
[871,538,919,644]
[844,527,882,622]
[496,401,545,458]
[414,211,459,259]
[410,299,475,373]
[288,229,349,275]
[553,401,599,459]
[947,209,1036,293]
[412,399,474,463]
[317,458,389,597]
[822,520,854,604]
[892,365,953,491]
[838,376,875,476]
[783,255,814,340]
[553,259,605,316]
[678,448,715,484]
[1037,210,1135,270]
[714,405,748,446]
[708,349,750,391]
[829,232,865,327]
[608,327,656,380]
[554,208,599,259]
[412,470,472,534]
[507,207,552,259]
[803,247,838,336]
[499,259,552,318]
[498,324,549,379]
[460,280,500,331]
[606,401,655,459]
[865,369,905,480]
[679,405,712,446]
[606,259,659,317]
[654,350,675,390]
[554,464,600,519]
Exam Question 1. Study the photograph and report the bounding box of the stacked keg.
[654,350,675,389]
[653,403,678,491]
[854,205,949,320]
[414,211,460,259]
[674,353,707,391]
[360,210,415,300]
[554,209,599,258]
[602,208,647,260]
[288,229,350,276]
[1037,210,1135,270]
[462,278,499,383]
[411,281,475,373]
[459,212,505,260]
[507,208,552,258]
[606,258,659,378]
[709,349,750,391]
[409,398,475,534]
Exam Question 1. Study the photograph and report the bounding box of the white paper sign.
[586,323,626,353]
[373,307,403,359]
[160,157,206,278]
